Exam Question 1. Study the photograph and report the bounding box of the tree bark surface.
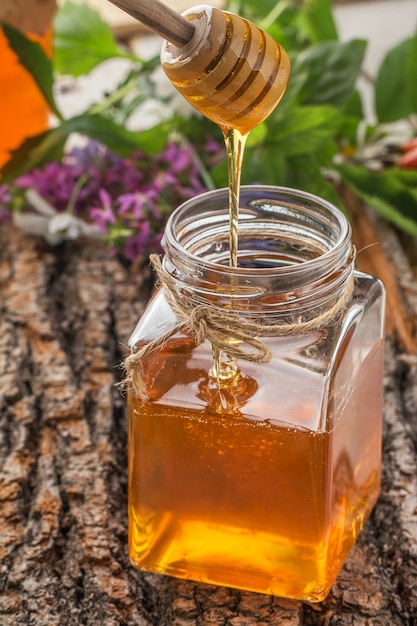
[1,222,417,626]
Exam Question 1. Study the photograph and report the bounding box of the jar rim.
[163,185,351,278]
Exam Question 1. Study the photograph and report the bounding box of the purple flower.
[16,162,84,213]
[90,189,116,233]
[2,137,209,262]
[117,165,143,193]
[117,187,159,219]
[0,184,11,203]
[67,140,108,168]
[161,143,192,174]
[123,222,156,261]
[204,135,224,167]
[0,185,12,223]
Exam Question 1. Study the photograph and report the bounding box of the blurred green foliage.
[1,0,417,233]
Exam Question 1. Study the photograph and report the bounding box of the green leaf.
[210,159,228,189]
[228,0,279,21]
[405,31,417,115]
[242,146,288,186]
[246,123,267,147]
[269,105,340,156]
[353,192,417,237]
[65,115,169,154]
[0,115,170,182]
[269,68,308,120]
[375,38,416,123]
[0,131,67,182]
[170,113,223,151]
[393,167,417,188]
[294,39,367,107]
[239,141,342,209]
[343,89,364,121]
[1,23,63,121]
[127,123,171,155]
[242,149,343,208]
[285,154,343,208]
[336,164,417,236]
[54,1,131,76]
[297,0,339,43]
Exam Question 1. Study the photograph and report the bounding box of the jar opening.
[162,186,353,317]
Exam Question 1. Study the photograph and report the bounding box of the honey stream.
[211,127,248,378]
[223,128,247,269]
[160,6,291,377]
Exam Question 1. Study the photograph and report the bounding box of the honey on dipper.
[160,5,290,135]
[109,0,385,604]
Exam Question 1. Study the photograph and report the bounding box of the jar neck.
[162,186,354,323]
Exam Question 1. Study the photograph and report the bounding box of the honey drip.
[162,5,291,378]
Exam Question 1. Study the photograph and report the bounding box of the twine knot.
[188,305,210,344]
[121,252,355,399]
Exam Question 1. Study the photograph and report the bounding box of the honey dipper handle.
[108,0,195,47]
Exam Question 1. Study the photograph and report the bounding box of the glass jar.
[127,185,385,602]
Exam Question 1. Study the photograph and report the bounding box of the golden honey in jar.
[127,186,385,602]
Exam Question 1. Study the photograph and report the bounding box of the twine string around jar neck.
[122,251,356,400]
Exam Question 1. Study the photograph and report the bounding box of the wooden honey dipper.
[108,0,290,135]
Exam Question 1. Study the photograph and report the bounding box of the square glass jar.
[126,186,385,602]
